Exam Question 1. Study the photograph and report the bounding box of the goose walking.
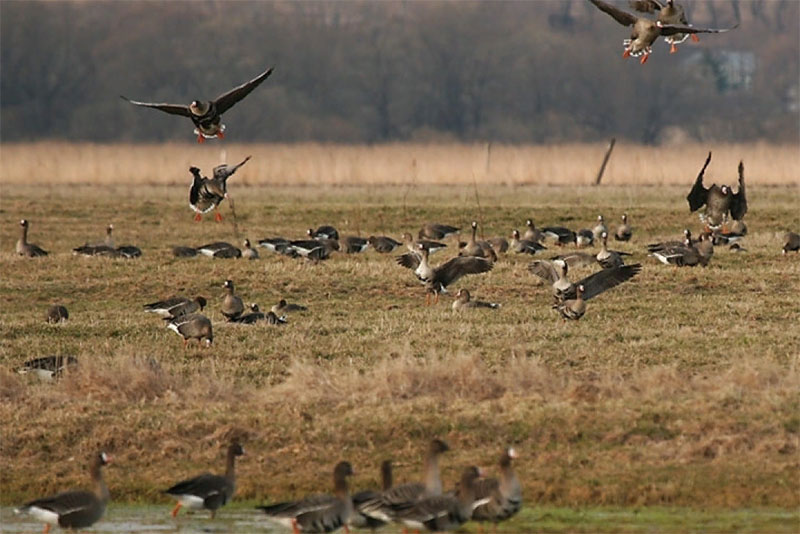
[165,441,244,519]
[121,67,273,142]
[15,452,110,533]
[687,152,747,231]
[167,313,213,347]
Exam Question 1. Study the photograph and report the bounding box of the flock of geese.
[15,439,521,534]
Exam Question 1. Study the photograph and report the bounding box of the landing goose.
[242,239,259,260]
[614,213,633,241]
[45,305,69,323]
[165,441,244,519]
[167,313,213,347]
[630,0,697,54]
[555,284,587,320]
[15,219,48,257]
[15,452,110,533]
[452,289,500,311]
[272,299,308,314]
[588,0,736,64]
[419,222,460,240]
[144,296,207,319]
[397,244,493,304]
[391,466,486,533]
[783,232,800,254]
[189,156,250,221]
[687,152,747,231]
[15,355,78,380]
[258,461,354,534]
[541,226,576,247]
[523,219,544,243]
[510,230,547,255]
[472,447,522,526]
[221,280,244,321]
[343,236,369,254]
[121,67,273,142]
[357,439,450,525]
[367,235,402,254]
[529,258,641,303]
[351,460,393,531]
[402,233,447,255]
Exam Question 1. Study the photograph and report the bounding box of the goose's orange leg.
[43,525,51,534]
[291,518,301,534]
[196,134,205,144]
[670,43,678,54]
[217,131,225,139]
[640,53,649,64]
[214,210,223,222]
[171,502,182,517]
[623,49,631,58]
[691,34,700,42]
[194,213,202,222]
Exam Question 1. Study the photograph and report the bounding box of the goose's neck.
[20,225,28,244]
[334,474,350,499]
[91,463,110,504]
[225,449,237,482]
[423,453,442,495]
[381,462,393,491]
[470,225,477,244]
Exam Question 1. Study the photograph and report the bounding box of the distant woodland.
[1,0,797,144]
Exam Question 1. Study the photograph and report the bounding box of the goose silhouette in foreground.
[15,452,110,534]
[472,447,523,528]
[258,461,354,534]
[165,441,244,519]
[630,0,698,54]
[121,67,273,142]
[15,355,78,380]
[351,460,394,532]
[687,152,747,231]
[588,0,736,64]
[189,156,250,221]
[356,439,450,526]
[529,258,641,303]
[397,244,493,305]
[16,219,48,257]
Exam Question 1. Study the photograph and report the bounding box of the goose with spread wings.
[630,0,698,53]
[121,67,273,142]
[189,156,250,222]
[588,0,736,64]
[397,244,493,305]
[529,258,641,303]
[686,152,747,231]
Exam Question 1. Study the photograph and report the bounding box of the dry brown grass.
[1,141,798,186]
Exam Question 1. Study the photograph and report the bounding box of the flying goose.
[15,355,78,380]
[167,313,213,347]
[45,305,69,323]
[614,213,633,241]
[402,232,447,255]
[189,156,250,222]
[523,219,544,243]
[258,461,354,534]
[272,299,308,314]
[472,448,522,527]
[343,236,369,254]
[233,304,287,325]
[510,229,547,255]
[588,0,736,64]
[367,235,402,254]
[16,219,48,257]
[390,466,486,533]
[309,225,340,241]
[144,296,207,319]
[541,226,577,247]
[121,67,273,142]
[783,232,800,254]
[166,441,244,519]
[15,452,110,533]
[419,223,460,240]
[556,284,587,320]
[242,239,259,260]
[630,0,697,53]
[529,258,642,302]
[221,280,244,321]
[397,244,494,304]
[452,289,501,311]
[356,439,450,525]
[687,153,747,231]
[351,460,394,531]
[197,242,241,258]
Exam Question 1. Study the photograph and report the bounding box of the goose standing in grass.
[592,215,608,241]
[165,441,244,519]
[45,305,69,323]
[242,239,259,260]
[419,223,460,241]
[189,156,250,222]
[686,152,747,231]
[397,244,493,305]
[783,232,800,254]
[221,280,245,321]
[15,355,78,380]
[351,460,394,532]
[357,439,450,526]
[596,231,629,269]
[121,67,273,142]
[367,235,402,254]
[630,0,698,54]
[144,296,207,319]
[257,461,354,534]
[529,258,641,303]
[167,313,213,347]
[588,0,736,64]
[15,452,110,533]
[272,299,308,315]
[615,213,633,241]
[391,466,486,533]
[452,289,501,311]
[402,232,447,255]
[472,447,523,528]
[16,219,48,257]
[510,230,547,255]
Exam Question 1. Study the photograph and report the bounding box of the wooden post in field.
[485,141,492,176]
[594,138,616,186]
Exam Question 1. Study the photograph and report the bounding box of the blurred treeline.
[1,0,797,144]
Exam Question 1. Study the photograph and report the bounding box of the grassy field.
[0,144,799,531]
